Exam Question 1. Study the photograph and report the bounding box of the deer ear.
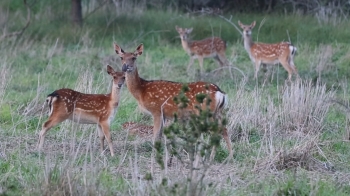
[114,43,124,55]
[107,65,115,75]
[134,44,143,56]
[251,21,256,27]
[238,20,242,27]
[187,28,193,33]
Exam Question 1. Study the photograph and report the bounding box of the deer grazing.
[175,26,229,74]
[238,21,298,81]
[114,43,233,157]
[37,65,125,156]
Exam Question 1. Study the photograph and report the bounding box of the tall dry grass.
[227,80,336,172]
[0,62,11,105]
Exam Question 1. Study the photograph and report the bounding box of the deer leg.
[289,57,299,78]
[262,64,270,85]
[280,60,293,81]
[97,125,105,153]
[222,128,233,159]
[187,57,195,72]
[214,56,224,67]
[197,56,204,74]
[152,113,164,142]
[38,115,66,149]
[217,53,229,67]
[254,60,261,80]
[217,53,234,79]
[99,122,114,156]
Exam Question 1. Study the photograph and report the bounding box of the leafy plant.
[155,84,227,195]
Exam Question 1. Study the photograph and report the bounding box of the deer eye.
[132,57,137,61]
[120,57,124,60]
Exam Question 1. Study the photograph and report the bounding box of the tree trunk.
[71,0,82,27]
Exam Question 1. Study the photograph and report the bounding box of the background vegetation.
[0,0,350,195]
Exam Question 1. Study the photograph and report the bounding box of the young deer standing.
[175,26,229,74]
[37,65,125,156]
[114,43,232,157]
[238,21,298,81]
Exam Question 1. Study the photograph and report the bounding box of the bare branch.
[217,15,242,35]
[0,0,30,41]
[83,0,109,20]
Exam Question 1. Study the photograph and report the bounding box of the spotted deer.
[238,21,298,81]
[175,26,229,73]
[122,122,153,137]
[114,43,233,156]
[37,65,125,156]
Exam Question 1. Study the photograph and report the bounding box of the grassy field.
[1,1,350,195]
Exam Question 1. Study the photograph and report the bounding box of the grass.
[1,0,350,195]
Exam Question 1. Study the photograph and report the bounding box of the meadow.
[1,1,350,195]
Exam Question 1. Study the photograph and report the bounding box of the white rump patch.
[215,91,228,109]
[47,96,57,116]
[289,45,297,56]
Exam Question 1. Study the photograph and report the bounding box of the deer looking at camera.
[175,26,229,74]
[238,21,298,81]
[114,43,232,157]
[37,65,125,156]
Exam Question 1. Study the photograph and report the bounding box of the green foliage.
[156,84,227,195]
[0,104,15,126]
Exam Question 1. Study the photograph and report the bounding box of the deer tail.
[215,91,228,111]
[46,91,59,116]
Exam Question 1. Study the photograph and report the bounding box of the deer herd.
[37,21,299,159]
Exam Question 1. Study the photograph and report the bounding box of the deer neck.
[110,82,121,108]
[125,67,143,100]
[181,38,192,55]
[243,34,254,56]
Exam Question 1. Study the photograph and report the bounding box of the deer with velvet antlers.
[114,43,233,156]
[238,21,298,81]
[175,26,229,74]
[37,65,125,156]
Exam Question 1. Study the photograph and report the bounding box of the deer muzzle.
[122,64,133,72]
[117,83,123,88]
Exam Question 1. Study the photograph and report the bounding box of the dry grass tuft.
[280,80,335,134]
[0,62,11,104]
[226,80,271,142]
[255,136,334,172]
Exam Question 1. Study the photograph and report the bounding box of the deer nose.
[117,83,123,88]
[122,64,128,72]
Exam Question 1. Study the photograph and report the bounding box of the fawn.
[122,122,153,137]
[114,43,233,157]
[175,26,229,74]
[238,21,298,81]
[37,65,125,156]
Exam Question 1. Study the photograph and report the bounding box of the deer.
[37,65,125,156]
[238,21,298,81]
[114,43,233,157]
[122,122,153,137]
[175,26,229,74]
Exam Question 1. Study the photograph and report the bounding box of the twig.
[329,99,350,113]
[257,18,266,42]
[0,0,31,41]
[209,66,247,79]
[217,15,242,35]
[83,0,109,20]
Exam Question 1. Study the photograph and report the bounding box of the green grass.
[1,0,350,195]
